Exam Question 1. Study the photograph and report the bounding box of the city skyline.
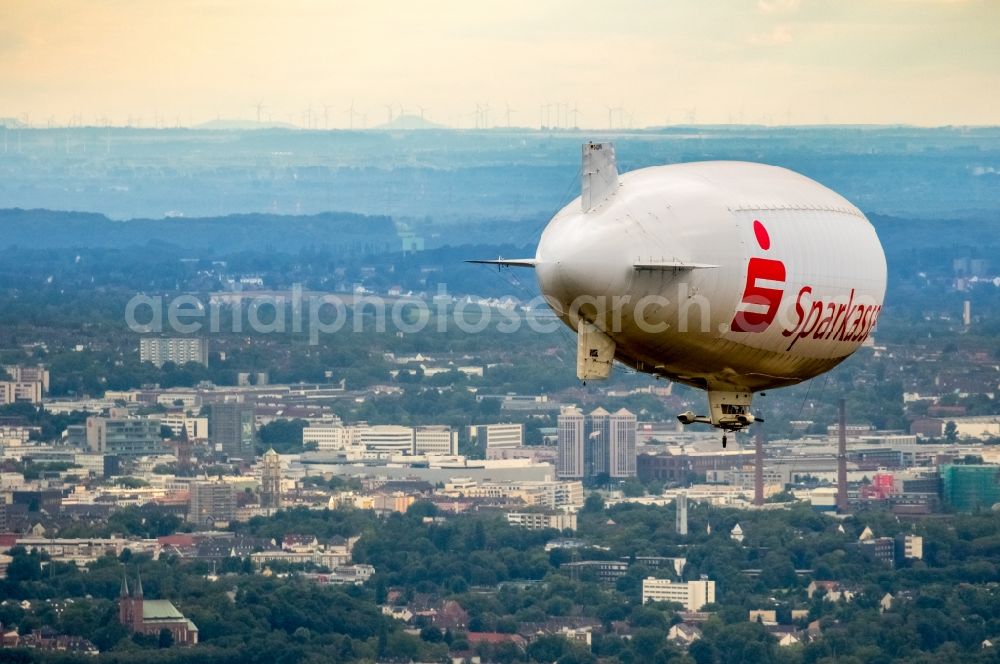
[2,0,998,128]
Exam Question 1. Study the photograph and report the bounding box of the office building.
[642,578,716,611]
[158,414,209,440]
[188,480,236,526]
[360,425,416,454]
[210,402,256,459]
[3,365,49,392]
[86,416,162,457]
[608,408,637,477]
[586,408,611,476]
[468,423,524,449]
[557,406,585,479]
[140,337,209,368]
[303,421,349,451]
[414,426,458,455]
[0,381,43,405]
[676,493,688,536]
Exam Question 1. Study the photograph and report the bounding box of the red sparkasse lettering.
[731,257,786,333]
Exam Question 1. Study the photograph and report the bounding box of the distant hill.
[0,209,399,255]
[193,118,299,130]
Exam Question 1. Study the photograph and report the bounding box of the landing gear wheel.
[722,434,727,448]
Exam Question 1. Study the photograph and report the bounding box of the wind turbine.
[384,104,395,126]
[253,101,265,124]
[346,101,358,130]
[505,102,515,128]
[323,104,335,129]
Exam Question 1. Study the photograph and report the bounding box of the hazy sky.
[2,0,998,127]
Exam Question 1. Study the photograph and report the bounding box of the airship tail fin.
[577,321,616,380]
[581,142,619,213]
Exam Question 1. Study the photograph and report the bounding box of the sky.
[1,0,998,128]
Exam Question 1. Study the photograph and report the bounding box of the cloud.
[749,25,793,45]
[757,0,800,13]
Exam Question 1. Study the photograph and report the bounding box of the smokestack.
[837,398,848,514]
[754,425,765,506]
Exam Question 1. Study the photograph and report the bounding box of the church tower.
[118,572,132,627]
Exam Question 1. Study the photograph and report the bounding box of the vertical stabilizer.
[581,142,619,212]
[577,321,616,380]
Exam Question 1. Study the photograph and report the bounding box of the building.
[260,448,282,510]
[360,425,415,454]
[642,578,716,611]
[302,421,348,451]
[859,537,895,566]
[414,426,458,455]
[119,574,198,645]
[188,480,236,526]
[86,415,162,457]
[4,365,49,392]
[941,464,1000,511]
[468,423,524,449]
[0,381,43,405]
[557,407,585,479]
[139,337,209,368]
[158,414,209,440]
[898,534,923,560]
[586,408,611,476]
[608,408,637,477]
[675,493,688,536]
[210,402,256,459]
[561,559,629,583]
[505,511,577,532]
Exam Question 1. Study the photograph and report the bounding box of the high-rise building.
[675,493,688,536]
[642,578,716,611]
[210,402,256,459]
[560,407,636,479]
[86,416,162,457]
[557,406,585,479]
[586,408,610,477]
[260,448,282,510]
[139,337,209,368]
[608,408,637,478]
[468,423,524,449]
[188,480,236,526]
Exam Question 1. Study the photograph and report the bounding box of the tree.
[945,420,958,442]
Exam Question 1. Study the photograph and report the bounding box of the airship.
[471,142,886,446]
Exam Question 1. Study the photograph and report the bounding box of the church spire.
[120,571,129,597]
[135,571,144,598]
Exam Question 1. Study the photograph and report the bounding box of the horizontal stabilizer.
[633,260,719,271]
[465,258,537,268]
